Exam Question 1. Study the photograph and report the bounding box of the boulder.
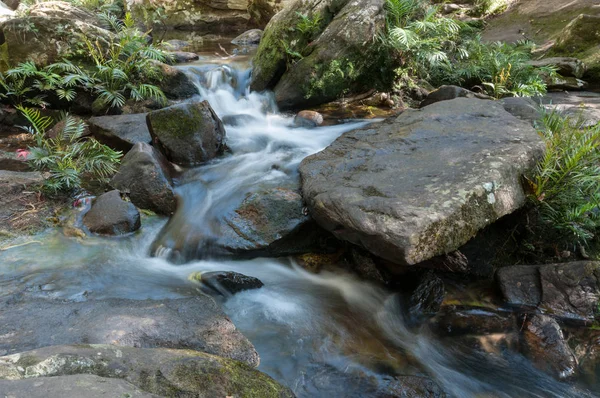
[553,14,600,83]
[299,98,544,267]
[192,271,264,295]
[497,261,600,322]
[248,0,292,27]
[88,113,152,152]
[527,57,587,79]
[27,1,101,25]
[0,296,259,366]
[541,91,600,128]
[408,271,445,320]
[0,375,157,398]
[2,0,18,10]
[0,345,294,397]
[547,76,589,91]
[521,314,577,380]
[499,96,542,126]
[83,190,141,235]
[147,101,226,166]
[110,142,176,215]
[155,62,199,100]
[419,85,492,108]
[250,0,387,109]
[231,28,263,45]
[0,17,114,66]
[294,110,324,128]
[169,51,200,63]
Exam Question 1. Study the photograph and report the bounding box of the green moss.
[149,104,206,139]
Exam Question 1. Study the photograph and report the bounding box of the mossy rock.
[552,14,600,83]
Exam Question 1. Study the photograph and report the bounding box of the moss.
[149,104,206,139]
[16,355,40,368]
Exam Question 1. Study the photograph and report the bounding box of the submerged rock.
[497,261,600,322]
[408,271,445,320]
[431,306,516,336]
[83,190,141,235]
[147,101,226,166]
[299,98,544,268]
[88,113,152,152]
[169,51,200,63]
[110,142,176,215]
[192,271,264,295]
[0,296,259,366]
[0,345,293,397]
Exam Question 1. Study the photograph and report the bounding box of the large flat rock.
[0,296,259,367]
[299,98,544,267]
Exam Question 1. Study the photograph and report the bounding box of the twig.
[0,240,42,251]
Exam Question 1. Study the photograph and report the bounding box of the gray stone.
[83,190,141,235]
[294,110,324,128]
[169,51,200,63]
[110,142,176,215]
[299,98,544,267]
[88,113,151,152]
[409,271,445,320]
[147,101,226,166]
[27,1,101,25]
[0,345,293,397]
[527,57,587,79]
[155,62,199,100]
[194,271,264,295]
[231,28,263,45]
[420,85,492,108]
[499,96,542,126]
[0,374,158,397]
[497,261,600,322]
[548,76,589,91]
[0,296,259,366]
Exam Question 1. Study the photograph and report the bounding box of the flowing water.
[0,46,597,397]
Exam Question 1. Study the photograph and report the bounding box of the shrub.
[528,110,600,245]
[18,106,122,192]
[305,59,359,99]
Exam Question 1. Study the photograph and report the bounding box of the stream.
[0,41,597,397]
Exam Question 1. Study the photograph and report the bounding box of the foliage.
[470,0,509,17]
[281,12,323,68]
[295,12,323,40]
[17,106,121,192]
[305,59,359,99]
[528,110,600,245]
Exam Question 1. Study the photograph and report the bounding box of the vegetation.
[305,59,359,99]
[528,111,600,245]
[18,107,122,192]
[281,11,324,68]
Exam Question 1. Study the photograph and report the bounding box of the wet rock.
[83,190,141,235]
[347,247,387,284]
[521,314,577,380]
[154,62,199,100]
[162,39,190,51]
[299,98,544,267]
[419,85,492,108]
[294,110,324,128]
[572,329,600,382]
[222,113,261,126]
[251,0,387,109]
[0,297,259,366]
[431,306,516,336]
[88,113,151,152]
[497,261,600,322]
[527,57,587,79]
[0,345,293,397]
[547,76,589,91]
[27,1,101,25]
[0,374,158,397]
[408,271,445,319]
[499,96,542,126]
[169,51,200,63]
[231,28,263,45]
[110,142,176,215]
[192,271,264,295]
[147,101,226,166]
[380,375,447,398]
[248,0,292,27]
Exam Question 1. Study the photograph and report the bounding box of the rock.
[231,28,263,45]
[27,1,101,25]
[169,51,200,63]
[147,101,226,166]
[0,17,114,66]
[0,0,14,20]
[499,96,542,126]
[347,247,387,284]
[540,91,600,128]
[527,57,587,79]
[0,375,158,397]
[441,4,462,14]
[2,0,18,10]
[497,261,600,323]
[553,14,600,83]
[222,113,261,126]
[299,98,544,267]
[521,314,577,380]
[547,76,589,91]
[83,190,141,235]
[0,296,259,366]
[294,110,324,128]
[0,345,294,397]
[162,39,191,51]
[431,306,516,336]
[110,142,176,215]
[408,271,445,320]
[380,375,447,398]
[250,0,387,109]
[419,85,492,108]
[155,62,199,100]
[192,271,264,295]
[248,0,292,27]
[88,113,152,152]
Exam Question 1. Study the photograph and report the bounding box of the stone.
[0,375,158,397]
[251,0,387,109]
[83,190,141,235]
[162,39,191,51]
[497,261,600,322]
[294,110,324,128]
[27,1,101,25]
[147,101,226,166]
[0,0,14,20]
[499,96,542,126]
[0,297,259,366]
[419,85,492,108]
[231,28,263,45]
[0,345,294,397]
[441,4,462,14]
[547,76,589,91]
[408,271,445,320]
[431,306,516,336]
[540,91,600,128]
[88,113,152,152]
[299,98,544,267]
[110,142,176,215]
[169,51,200,63]
[192,271,264,295]
[248,0,293,27]
[381,375,447,397]
[527,57,587,79]
[521,314,577,380]
[553,14,600,83]
[154,62,199,100]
